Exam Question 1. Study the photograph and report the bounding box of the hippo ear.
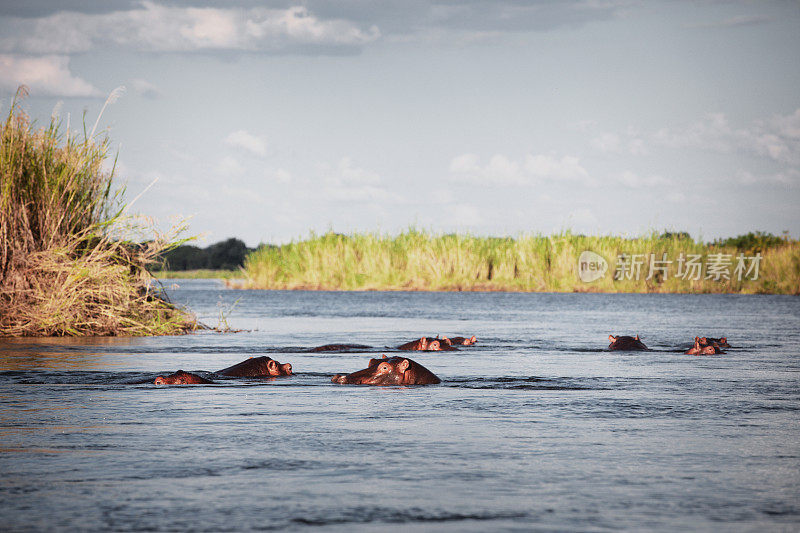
[608,335,616,342]
[470,336,477,343]
[397,359,410,373]
[382,355,388,359]
[368,358,380,367]
[720,337,727,343]
[635,334,640,340]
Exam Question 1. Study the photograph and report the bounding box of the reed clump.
[0,88,197,336]
[235,230,800,294]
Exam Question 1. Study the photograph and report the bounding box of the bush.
[0,87,196,336]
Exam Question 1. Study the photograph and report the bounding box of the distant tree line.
[154,238,256,271]
[710,231,791,253]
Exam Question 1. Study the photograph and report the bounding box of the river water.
[1,280,798,531]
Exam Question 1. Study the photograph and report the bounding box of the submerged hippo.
[686,337,724,355]
[216,356,293,377]
[331,355,441,385]
[449,335,478,346]
[702,337,731,349]
[308,344,372,352]
[398,338,446,351]
[608,334,648,351]
[422,337,459,350]
[154,370,214,385]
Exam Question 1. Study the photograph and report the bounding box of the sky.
[0,0,798,246]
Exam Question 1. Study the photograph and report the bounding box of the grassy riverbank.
[155,269,242,279]
[236,231,800,294]
[0,88,197,336]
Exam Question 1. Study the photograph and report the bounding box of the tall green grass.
[237,230,800,294]
[0,87,196,336]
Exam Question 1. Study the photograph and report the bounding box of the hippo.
[331,355,441,386]
[608,334,648,351]
[685,337,724,355]
[216,356,293,378]
[702,337,731,349]
[154,370,214,385]
[422,337,459,350]
[398,337,443,351]
[308,344,372,352]
[449,335,478,346]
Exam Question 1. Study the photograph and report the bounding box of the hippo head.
[608,334,647,350]
[264,358,293,376]
[216,356,292,378]
[331,355,441,386]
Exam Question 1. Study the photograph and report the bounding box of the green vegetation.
[236,230,800,294]
[153,237,254,271]
[0,88,197,336]
[155,269,242,279]
[711,231,790,253]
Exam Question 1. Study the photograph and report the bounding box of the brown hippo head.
[331,355,441,386]
[450,335,478,346]
[700,337,730,349]
[608,334,648,351]
[216,356,293,378]
[686,337,724,355]
[397,337,428,351]
[423,337,460,351]
[154,370,214,385]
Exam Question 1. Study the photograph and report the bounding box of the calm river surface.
[1,280,799,531]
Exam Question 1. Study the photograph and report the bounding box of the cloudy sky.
[1,1,798,245]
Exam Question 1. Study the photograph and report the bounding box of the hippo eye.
[378,363,391,372]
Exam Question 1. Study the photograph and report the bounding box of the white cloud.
[0,54,100,97]
[653,110,800,165]
[224,130,267,157]
[449,153,525,184]
[319,157,398,203]
[524,154,592,183]
[130,78,161,99]
[0,3,380,55]
[449,152,592,186]
[737,169,799,188]
[591,132,621,153]
[328,157,381,186]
